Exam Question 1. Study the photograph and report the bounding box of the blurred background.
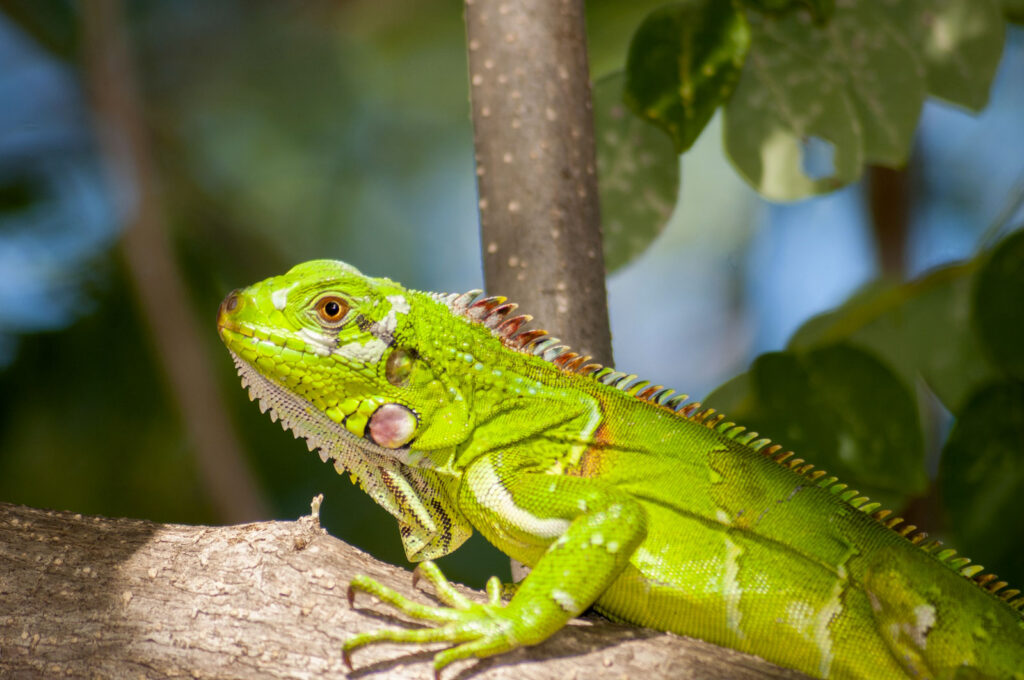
[0,0,1021,586]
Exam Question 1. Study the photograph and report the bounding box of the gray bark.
[466,0,613,367]
[0,501,811,679]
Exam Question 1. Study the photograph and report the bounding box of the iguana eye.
[315,296,349,325]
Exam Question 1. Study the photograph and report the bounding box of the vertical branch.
[867,165,910,278]
[868,162,944,533]
[465,0,613,366]
[80,0,269,522]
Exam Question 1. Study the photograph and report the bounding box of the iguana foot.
[343,561,514,677]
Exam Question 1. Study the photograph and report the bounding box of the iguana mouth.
[230,348,471,561]
[216,290,244,341]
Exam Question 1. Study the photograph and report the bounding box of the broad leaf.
[815,4,925,166]
[883,0,1006,111]
[722,0,1004,199]
[624,0,751,153]
[724,3,929,199]
[789,263,997,414]
[703,371,753,416]
[742,0,835,22]
[594,73,681,273]
[723,21,862,200]
[707,344,927,506]
[972,228,1024,381]
[939,381,1024,585]
[1005,0,1024,23]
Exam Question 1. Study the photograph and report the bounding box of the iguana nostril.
[220,291,241,317]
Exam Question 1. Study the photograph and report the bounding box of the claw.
[412,565,424,589]
[346,584,357,607]
[342,565,526,674]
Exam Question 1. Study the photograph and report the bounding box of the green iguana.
[217,260,1024,679]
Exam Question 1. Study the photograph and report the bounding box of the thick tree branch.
[0,501,810,679]
[466,0,613,366]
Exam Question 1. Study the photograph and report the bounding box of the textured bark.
[466,0,613,367]
[0,501,811,680]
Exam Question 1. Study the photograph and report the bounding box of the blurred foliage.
[940,381,1024,587]
[707,229,1024,583]
[593,0,1010,271]
[624,0,750,154]
[741,0,834,23]
[973,228,1024,379]
[710,344,927,511]
[593,72,679,272]
[621,0,1006,201]
[0,0,77,59]
[1005,0,1024,23]
[787,265,992,413]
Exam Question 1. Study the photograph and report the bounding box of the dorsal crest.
[434,288,709,416]
[434,287,1024,616]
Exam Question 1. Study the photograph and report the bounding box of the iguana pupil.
[315,295,349,324]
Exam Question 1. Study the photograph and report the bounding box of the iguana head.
[217,259,469,456]
[219,259,481,560]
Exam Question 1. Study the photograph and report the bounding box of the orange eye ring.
[315,296,349,324]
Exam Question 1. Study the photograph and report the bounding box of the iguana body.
[217,260,1024,679]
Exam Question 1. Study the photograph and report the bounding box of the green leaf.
[818,4,926,166]
[721,0,1006,200]
[939,381,1024,585]
[593,73,681,273]
[789,263,997,414]
[725,2,930,199]
[883,0,1006,111]
[1004,0,1024,23]
[712,344,927,505]
[723,19,862,200]
[703,371,753,416]
[0,0,78,60]
[972,229,1024,381]
[624,0,751,153]
[741,0,835,23]
[0,177,40,214]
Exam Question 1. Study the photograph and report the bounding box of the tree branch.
[466,0,613,366]
[0,501,810,679]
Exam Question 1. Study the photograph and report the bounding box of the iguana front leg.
[343,454,647,675]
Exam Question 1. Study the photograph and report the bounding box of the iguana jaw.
[218,283,404,471]
[227,348,386,469]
